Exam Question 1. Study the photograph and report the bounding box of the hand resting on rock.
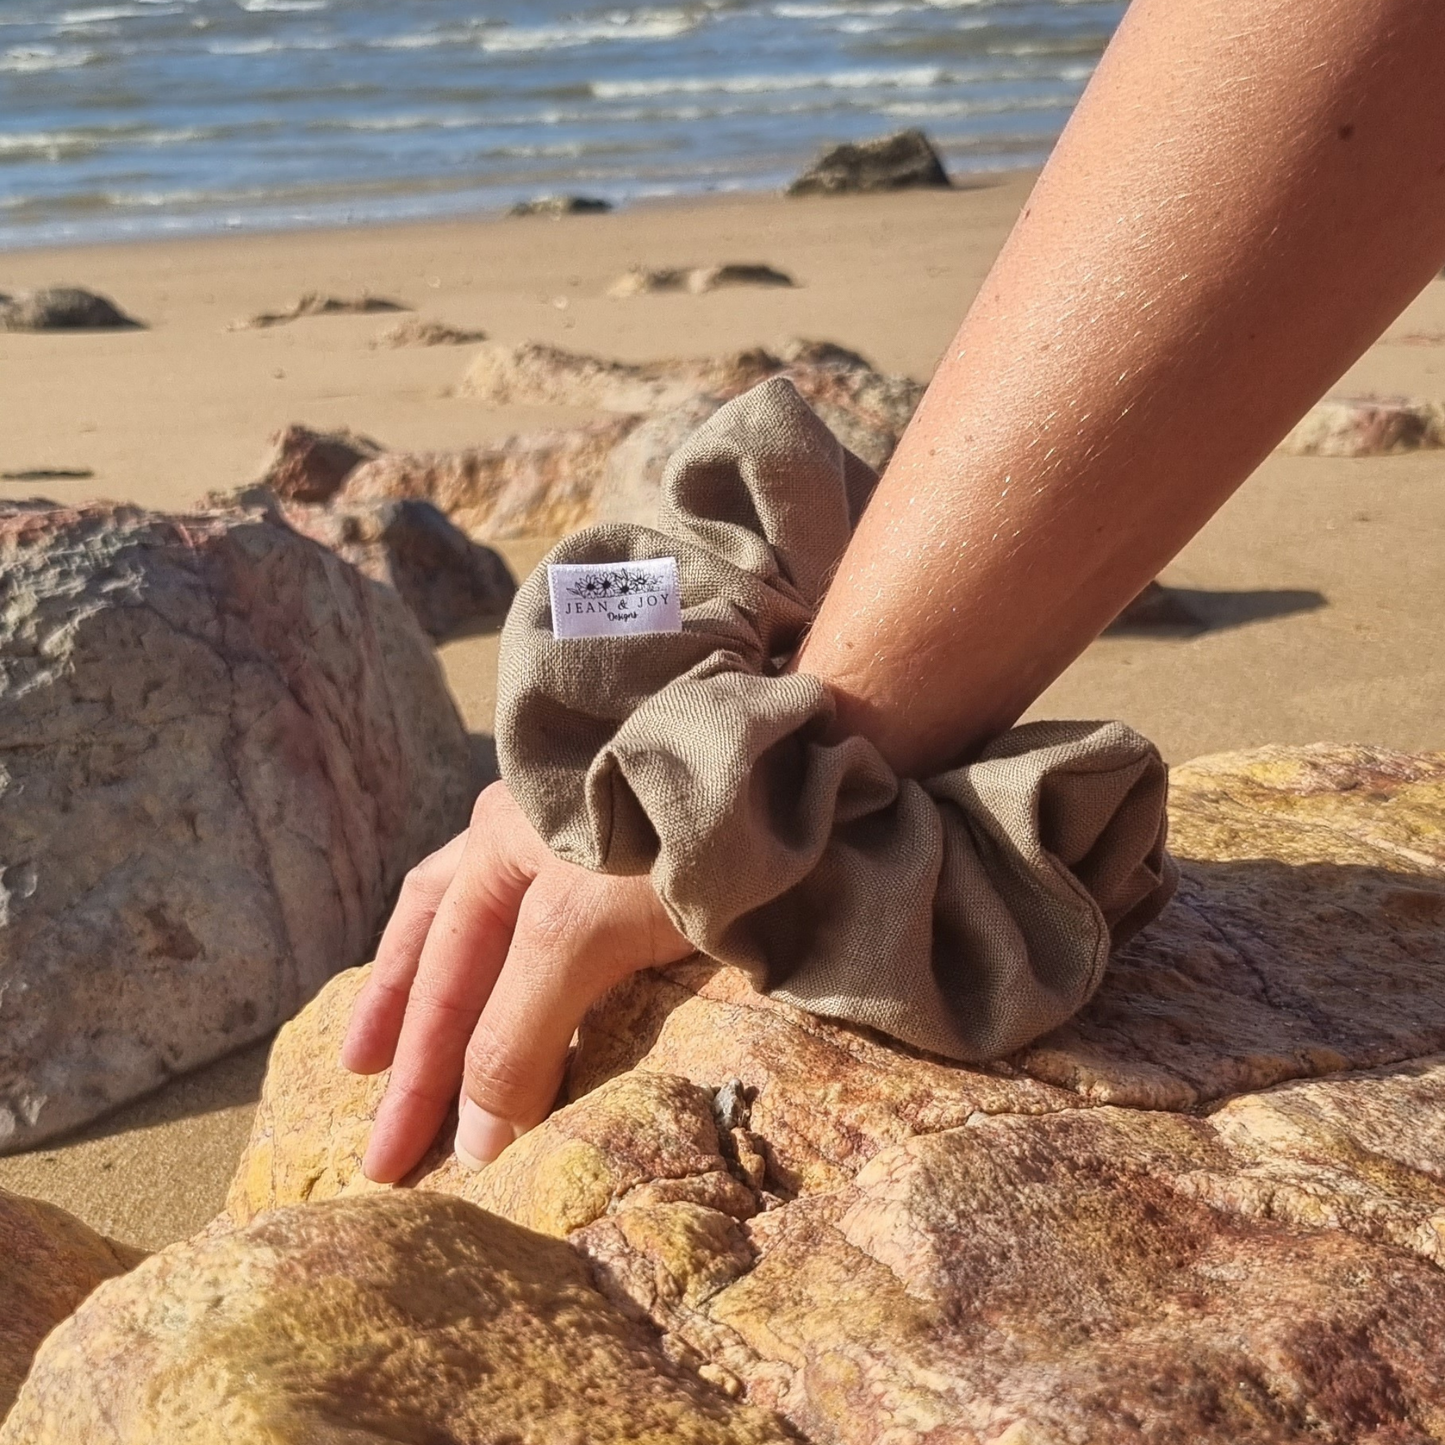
[340,782,690,1183]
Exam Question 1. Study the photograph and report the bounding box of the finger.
[341,829,468,1075]
[362,787,549,1184]
[454,870,692,1169]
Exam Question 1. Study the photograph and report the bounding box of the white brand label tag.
[548,558,682,639]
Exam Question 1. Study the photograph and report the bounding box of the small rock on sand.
[253,422,383,503]
[0,468,93,482]
[1277,394,1445,456]
[370,317,488,349]
[608,264,796,298]
[509,195,613,218]
[228,292,408,331]
[0,287,141,332]
[787,128,951,196]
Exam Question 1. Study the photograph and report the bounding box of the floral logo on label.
[565,566,660,600]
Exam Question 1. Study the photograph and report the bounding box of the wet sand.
[2,178,1443,1247]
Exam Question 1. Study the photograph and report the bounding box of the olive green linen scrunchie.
[495,377,1177,1061]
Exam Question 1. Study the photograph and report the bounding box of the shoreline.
[0,166,1029,262]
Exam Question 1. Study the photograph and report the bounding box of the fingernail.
[454,1099,520,1171]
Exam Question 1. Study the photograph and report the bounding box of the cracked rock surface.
[80,745,1445,1440]
[0,502,474,1152]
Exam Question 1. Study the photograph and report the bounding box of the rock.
[1278,395,1445,456]
[509,194,613,217]
[459,339,785,413]
[454,337,923,494]
[228,292,408,331]
[0,1188,143,1419]
[0,502,473,1152]
[0,469,92,483]
[345,336,923,544]
[337,405,714,543]
[252,422,383,504]
[0,287,140,332]
[1,1192,792,1444]
[787,128,951,197]
[228,744,1445,1442]
[369,316,488,348]
[608,264,796,298]
[228,983,756,1233]
[279,496,516,639]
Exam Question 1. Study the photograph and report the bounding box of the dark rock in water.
[0,287,141,332]
[0,501,473,1154]
[255,423,384,504]
[229,293,408,331]
[284,497,517,640]
[509,195,613,218]
[787,128,951,196]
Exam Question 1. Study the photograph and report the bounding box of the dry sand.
[2,177,1443,1248]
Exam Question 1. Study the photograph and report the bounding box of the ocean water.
[0,0,1122,250]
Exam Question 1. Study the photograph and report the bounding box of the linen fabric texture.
[496,378,1178,1060]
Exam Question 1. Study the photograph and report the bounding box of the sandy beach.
[3,177,1444,1250]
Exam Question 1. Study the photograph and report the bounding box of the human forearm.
[796,0,1445,776]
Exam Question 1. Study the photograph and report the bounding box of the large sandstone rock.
[0,287,140,332]
[787,129,951,197]
[0,502,473,1152]
[225,744,1445,1442]
[1278,394,1445,456]
[1,1191,792,1444]
[0,1187,143,1419]
[363,339,924,542]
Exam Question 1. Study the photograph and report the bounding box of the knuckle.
[404,975,478,1023]
[464,1030,532,1105]
[470,780,511,828]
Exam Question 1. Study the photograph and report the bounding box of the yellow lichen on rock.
[1,1192,794,1445]
[200,744,1445,1443]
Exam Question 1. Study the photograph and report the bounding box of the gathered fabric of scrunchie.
[496,376,1178,1061]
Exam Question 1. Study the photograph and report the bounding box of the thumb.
[454,868,689,1168]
